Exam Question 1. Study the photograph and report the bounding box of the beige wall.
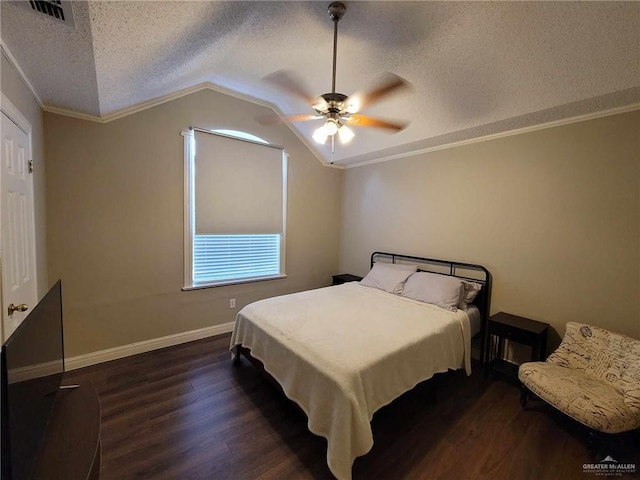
[340,111,640,346]
[44,89,342,357]
[1,50,48,298]
[23,63,640,358]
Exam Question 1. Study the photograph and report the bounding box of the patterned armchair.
[518,322,640,434]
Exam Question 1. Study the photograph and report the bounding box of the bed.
[229,252,492,480]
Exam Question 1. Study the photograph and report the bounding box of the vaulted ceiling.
[2,1,639,166]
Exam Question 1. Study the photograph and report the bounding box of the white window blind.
[184,128,287,288]
[193,234,280,283]
[194,131,283,234]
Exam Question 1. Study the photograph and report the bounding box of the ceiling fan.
[264,2,410,149]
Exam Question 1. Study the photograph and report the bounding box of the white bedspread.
[229,282,471,480]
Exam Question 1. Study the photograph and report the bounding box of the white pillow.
[401,272,464,311]
[360,262,418,294]
[458,281,482,309]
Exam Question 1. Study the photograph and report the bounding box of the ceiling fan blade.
[347,73,411,113]
[344,114,408,132]
[257,113,324,125]
[264,70,317,105]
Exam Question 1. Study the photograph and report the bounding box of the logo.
[583,456,637,476]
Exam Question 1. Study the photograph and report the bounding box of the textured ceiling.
[1,1,639,166]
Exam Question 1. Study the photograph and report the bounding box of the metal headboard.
[371,252,493,363]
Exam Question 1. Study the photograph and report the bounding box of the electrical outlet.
[229,298,236,309]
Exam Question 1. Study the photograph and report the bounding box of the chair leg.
[586,429,599,457]
[520,384,529,410]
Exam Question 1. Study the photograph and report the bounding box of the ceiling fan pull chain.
[331,135,335,164]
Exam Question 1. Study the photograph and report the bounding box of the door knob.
[7,303,29,316]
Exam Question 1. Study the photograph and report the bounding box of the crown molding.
[1,36,635,172]
[1,92,33,135]
[41,82,270,123]
[344,103,640,169]
[0,40,44,108]
[42,82,335,168]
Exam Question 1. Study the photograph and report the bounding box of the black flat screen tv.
[1,280,64,480]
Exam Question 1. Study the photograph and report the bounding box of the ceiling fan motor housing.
[328,2,347,22]
[318,92,349,116]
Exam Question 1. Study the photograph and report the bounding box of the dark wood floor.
[63,334,639,480]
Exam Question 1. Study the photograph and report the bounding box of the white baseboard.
[64,322,235,371]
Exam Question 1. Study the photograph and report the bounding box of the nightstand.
[332,274,363,286]
[487,312,549,380]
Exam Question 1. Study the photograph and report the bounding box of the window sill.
[182,274,287,291]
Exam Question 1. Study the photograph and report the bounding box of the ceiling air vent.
[17,0,75,27]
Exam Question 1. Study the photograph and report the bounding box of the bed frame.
[370,252,492,363]
[234,252,492,367]
[231,252,493,477]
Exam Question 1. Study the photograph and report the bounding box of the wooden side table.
[332,274,363,285]
[487,311,549,380]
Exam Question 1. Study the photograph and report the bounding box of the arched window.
[182,128,288,288]
[212,129,268,144]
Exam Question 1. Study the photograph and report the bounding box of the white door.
[1,111,37,342]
